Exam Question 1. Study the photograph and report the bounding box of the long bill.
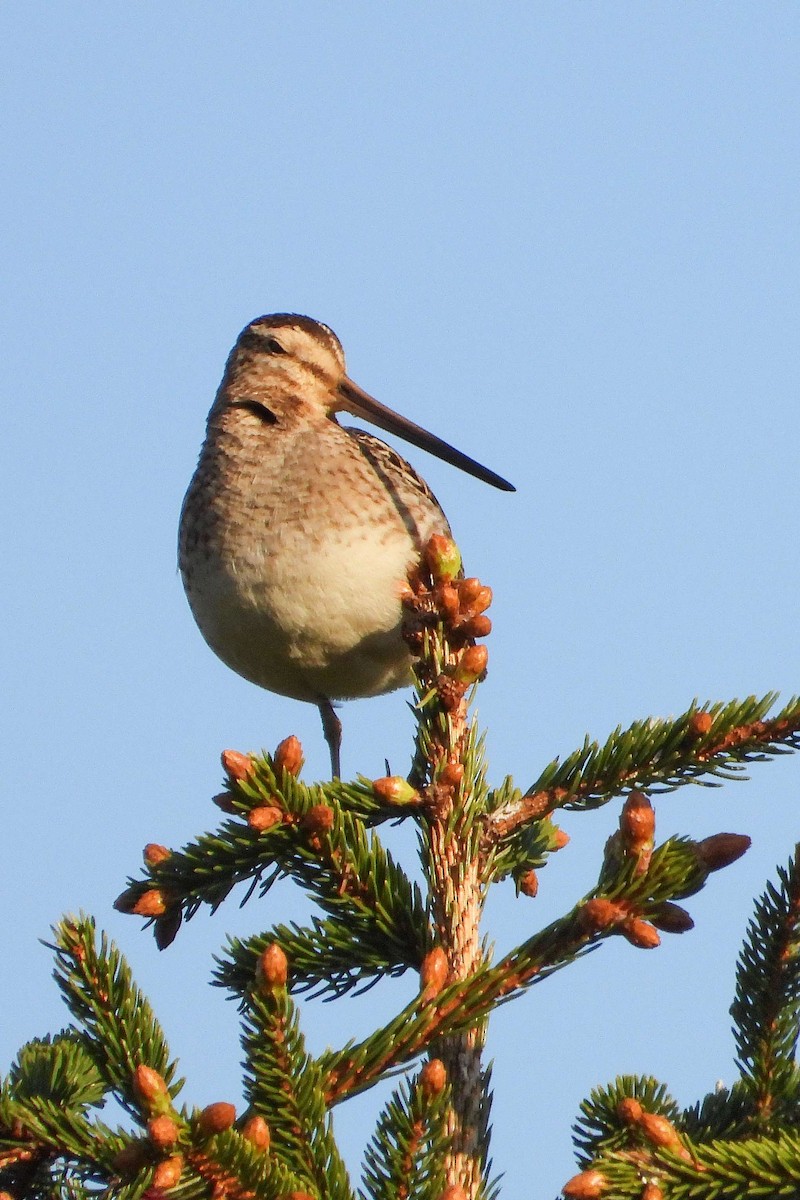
[337,377,515,493]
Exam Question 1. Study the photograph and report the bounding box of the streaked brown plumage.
[179,314,513,775]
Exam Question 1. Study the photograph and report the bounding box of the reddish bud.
[458,578,493,616]
[458,614,492,639]
[439,761,464,788]
[621,918,661,949]
[113,886,141,914]
[257,943,288,990]
[373,775,421,806]
[425,534,462,582]
[198,1102,236,1135]
[641,1185,664,1200]
[419,1058,447,1097]
[453,644,489,683]
[518,869,539,898]
[562,1169,608,1198]
[221,749,253,781]
[147,1115,180,1149]
[133,1065,170,1109]
[112,1140,151,1174]
[638,1111,683,1151]
[579,898,626,933]
[695,833,751,872]
[303,804,335,834]
[457,577,484,605]
[131,889,169,918]
[247,805,283,832]
[619,792,655,851]
[440,1188,467,1200]
[651,902,694,934]
[552,827,570,850]
[420,946,449,1001]
[144,844,171,867]
[241,1115,271,1152]
[155,908,183,950]
[151,1155,183,1190]
[437,581,462,622]
[689,711,714,737]
[617,1097,643,1124]
[212,792,237,813]
[273,735,303,777]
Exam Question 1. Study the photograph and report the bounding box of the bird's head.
[216,313,515,492]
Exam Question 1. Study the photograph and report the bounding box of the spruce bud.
[112,1140,151,1174]
[155,908,183,950]
[617,1097,643,1124]
[419,1058,447,1096]
[241,1115,271,1151]
[221,749,253,781]
[257,943,288,990]
[131,889,169,918]
[133,1065,170,1114]
[458,614,492,639]
[651,902,694,934]
[373,776,421,806]
[689,711,713,737]
[247,806,283,832]
[273,735,303,776]
[424,534,462,582]
[517,869,539,898]
[453,644,489,683]
[579,898,626,933]
[151,1155,183,1190]
[212,791,237,813]
[619,791,655,861]
[147,1115,180,1149]
[562,1169,608,1197]
[198,1102,236,1135]
[695,833,751,872]
[638,1112,685,1153]
[620,918,661,949]
[144,844,171,867]
[419,946,449,1001]
[303,804,335,834]
[439,761,464,788]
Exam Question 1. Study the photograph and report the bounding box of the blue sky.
[3,6,799,1197]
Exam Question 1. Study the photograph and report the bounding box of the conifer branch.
[567,1128,800,1199]
[360,1063,451,1200]
[116,782,425,955]
[730,846,800,1128]
[50,916,181,1118]
[184,1125,300,1200]
[485,694,800,843]
[241,964,353,1200]
[402,543,495,1200]
[217,903,429,1001]
[7,539,800,1200]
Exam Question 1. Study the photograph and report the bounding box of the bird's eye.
[241,328,288,355]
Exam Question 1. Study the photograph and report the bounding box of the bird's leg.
[318,698,342,779]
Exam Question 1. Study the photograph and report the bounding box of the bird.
[179,314,514,777]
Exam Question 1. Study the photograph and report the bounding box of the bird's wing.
[344,426,452,547]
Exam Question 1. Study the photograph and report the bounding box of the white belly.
[183,512,421,703]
